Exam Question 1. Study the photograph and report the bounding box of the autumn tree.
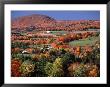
[35,58,48,77]
[20,60,35,77]
[45,57,64,77]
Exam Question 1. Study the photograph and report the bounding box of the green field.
[69,36,99,47]
[50,31,68,35]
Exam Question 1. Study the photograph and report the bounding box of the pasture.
[69,36,99,47]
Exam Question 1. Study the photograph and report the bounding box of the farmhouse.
[22,50,30,54]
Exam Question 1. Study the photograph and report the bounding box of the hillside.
[11,14,100,31]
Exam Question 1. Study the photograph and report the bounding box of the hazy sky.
[11,11,100,20]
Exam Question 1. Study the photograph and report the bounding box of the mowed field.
[49,31,69,35]
[69,36,99,47]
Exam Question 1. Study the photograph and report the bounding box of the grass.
[50,31,68,35]
[69,36,99,47]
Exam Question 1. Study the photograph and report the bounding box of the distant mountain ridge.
[11,14,100,31]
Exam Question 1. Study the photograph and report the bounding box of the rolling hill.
[11,14,100,31]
